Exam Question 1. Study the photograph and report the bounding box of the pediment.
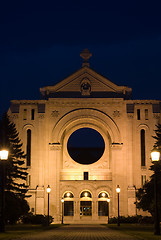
[40,66,132,98]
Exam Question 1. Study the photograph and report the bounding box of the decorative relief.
[80,78,91,96]
[64,160,77,168]
[97,161,108,168]
[51,110,59,118]
[111,143,123,148]
[49,143,62,150]
[38,114,45,119]
[11,114,19,120]
[113,110,120,118]
[153,113,160,119]
[127,113,134,118]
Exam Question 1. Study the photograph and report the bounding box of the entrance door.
[80,201,92,216]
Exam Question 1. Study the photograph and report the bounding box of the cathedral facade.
[8,50,161,224]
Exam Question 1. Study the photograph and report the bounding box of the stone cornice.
[125,99,161,105]
[48,98,124,107]
[11,100,47,105]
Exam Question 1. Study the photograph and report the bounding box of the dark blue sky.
[0,1,161,117]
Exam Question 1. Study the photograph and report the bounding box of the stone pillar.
[49,144,62,223]
[92,199,97,220]
[74,199,80,221]
[127,186,136,216]
[36,186,45,215]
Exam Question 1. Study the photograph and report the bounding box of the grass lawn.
[107,224,161,240]
[0,224,61,239]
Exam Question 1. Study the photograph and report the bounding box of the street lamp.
[116,185,120,226]
[46,185,51,226]
[0,150,9,232]
[151,148,160,235]
[107,198,110,224]
[61,198,64,224]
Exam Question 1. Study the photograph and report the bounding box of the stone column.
[127,186,136,216]
[49,144,62,223]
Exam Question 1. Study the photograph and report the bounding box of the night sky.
[0,1,161,118]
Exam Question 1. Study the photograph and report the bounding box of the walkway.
[11,224,139,240]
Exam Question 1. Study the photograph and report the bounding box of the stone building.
[8,49,161,224]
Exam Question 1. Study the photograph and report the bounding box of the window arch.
[26,129,31,167]
[98,191,109,199]
[140,129,146,166]
[80,190,92,199]
[63,192,74,199]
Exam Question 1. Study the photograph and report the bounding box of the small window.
[141,129,146,166]
[145,109,148,120]
[141,175,146,187]
[26,174,31,186]
[84,172,88,180]
[31,109,35,120]
[137,109,140,120]
[27,129,31,167]
[23,109,27,120]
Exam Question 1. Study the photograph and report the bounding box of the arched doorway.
[80,191,92,216]
[63,192,74,216]
[98,191,109,216]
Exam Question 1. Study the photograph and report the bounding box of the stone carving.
[153,113,160,119]
[113,110,120,118]
[80,49,92,67]
[51,110,59,118]
[49,143,62,151]
[127,113,134,118]
[64,160,77,168]
[38,114,45,119]
[11,114,19,120]
[81,78,91,96]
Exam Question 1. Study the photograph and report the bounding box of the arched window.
[141,129,146,166]
[27,129,31,167]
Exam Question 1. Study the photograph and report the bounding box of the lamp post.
[46,185,51,226]
[116,185,120,226]
[0,150,9,232]
[107,198,110,224]
[151,148,160,235]
[61,198,64,224]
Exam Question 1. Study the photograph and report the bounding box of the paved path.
[11,224,139,240]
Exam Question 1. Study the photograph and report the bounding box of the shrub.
[109,215,143,224]
[22,213,53,225]
[138,216,154,224]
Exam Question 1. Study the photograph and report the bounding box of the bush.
[22,213,53,225]
[108,215,150,224]
[138,216,154,224]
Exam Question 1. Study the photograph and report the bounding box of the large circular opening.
[67,128,105,164]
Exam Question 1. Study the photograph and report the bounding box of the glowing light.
[85,192,88,197]
[47,185,51,193]
[102,192,106,197]
[151,149,160,162]
[61,198,64,203]
[67,192,70,197]
[116,185,120,193]
[107,198,110,203]
[0,150,8,160]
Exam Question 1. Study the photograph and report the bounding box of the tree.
[0,113,29,223]
[136,123,161,219]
